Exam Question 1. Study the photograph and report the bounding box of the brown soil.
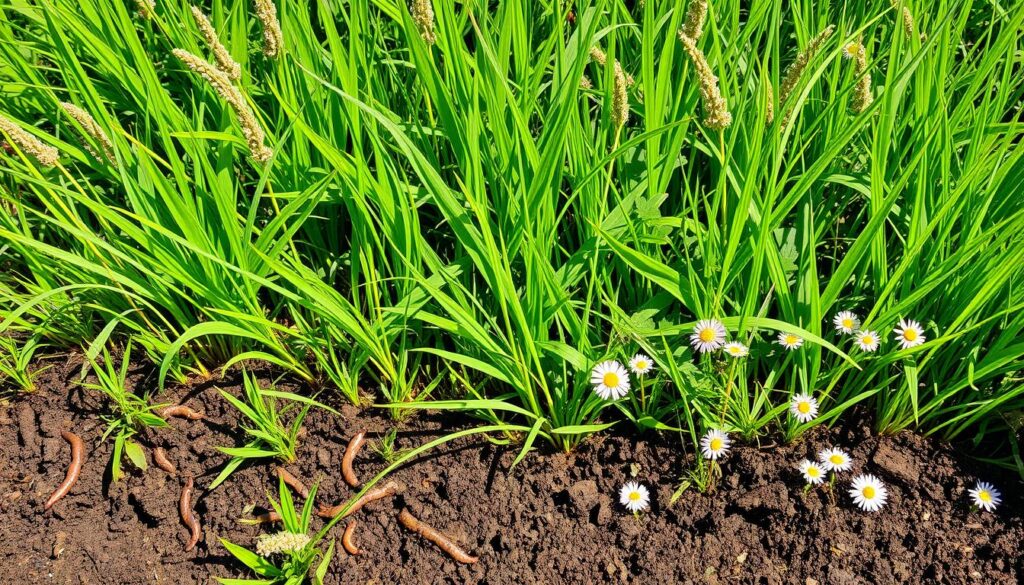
[1,356,1022,584]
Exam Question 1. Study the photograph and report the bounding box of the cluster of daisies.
[688,311,927,359]
[619,442,1004,515]
[597,312,1000,517]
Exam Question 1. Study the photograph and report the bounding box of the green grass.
[1,0,1022,477]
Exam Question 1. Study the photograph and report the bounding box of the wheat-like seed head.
[681,0,708,42]
[0,113,59,167]
[59,102,115,162]
[411,0,437,45]
[172,49,272,162]
[678,32,732,131]
[254,0,283,58]
[851,50,874,114]
[191,7,241,81]
[134,0,156,19]
[779,25,835,108]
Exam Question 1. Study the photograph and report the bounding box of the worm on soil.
[342,521,360,555]
[44,431,85,510]
[317,480,401,519]
[179,476,201,552]
[161,405,204,420]
[247,511,282,524]
[341,431,366,488]
[275,467,309,498]
[153,447,176,474]
[398,508,479,564]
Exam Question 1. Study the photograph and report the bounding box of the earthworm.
[252,511,282,523]
[179,476,201,552]
[275,467,309,498]
[341,432,366,488]
[153,447,176,474]
[161,405,204,420]
[44,431,85,510]
[342,521,360,555]
[317,480,401,519]
[398,508,479,564]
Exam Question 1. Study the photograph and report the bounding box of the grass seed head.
[901,7,915,38]
[681,0,708,42]
[172,49,272,163]
[191,6,242,81]
[779,25,835,108]
[0,112,59,167]
[254,0,283,58]
[678,33,732,131]
[133,0,155,19]
[59,102,115,163]
[410,0,437,45]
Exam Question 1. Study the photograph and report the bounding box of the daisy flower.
[690,319,727,353]
[776,332,804,350]
[893,319,926,350]
[854,330,880,352]
[700,429,731,460]
[789,394,819,423]
[590,360,630,400]
[842,41,863,60]
[833,311,860,335]
[628,353,654,376]
[818,447,853,472]
[799,459,826,485]
[849,474,888,512]
[968,482,1001,512]
[722,342,749,358]
[619,481,650,513]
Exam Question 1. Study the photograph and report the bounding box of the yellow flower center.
[830,454,843,465]
[628,491,641,501]
[862,486,876,499]
[786,335,799,345]
[842,318,853,329]
[636,361,647,370]
[729,346,742,354]
[699,328,715,342]
[903,329,918,341]
[797,402,810,414]
[979,491,991,502]
[709,438,723,451]
[807,467,821,478]
[861,335,874,345]
[602,372,620,388]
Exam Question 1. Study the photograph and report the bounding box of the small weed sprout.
[0,334,46,393]
[219,476,335,584]
[210,371,332,489]
[81,340,168,482]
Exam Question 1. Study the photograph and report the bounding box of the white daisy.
[690,319,727,353]
[854,330,880,352]
[818,447,853,472]
[789,394,819,423]
[776,332,804,350]
[590,360,630,400]
[722,342,749,358]
[893,319,926,350]
[700,429,731,460]
[628,353,654,375]
[968,482,1001,512]
[842,41,863,60]
[619,481,650,513]
[799,459,826,485]
[849,474,888,512]
[833,311,860,335]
